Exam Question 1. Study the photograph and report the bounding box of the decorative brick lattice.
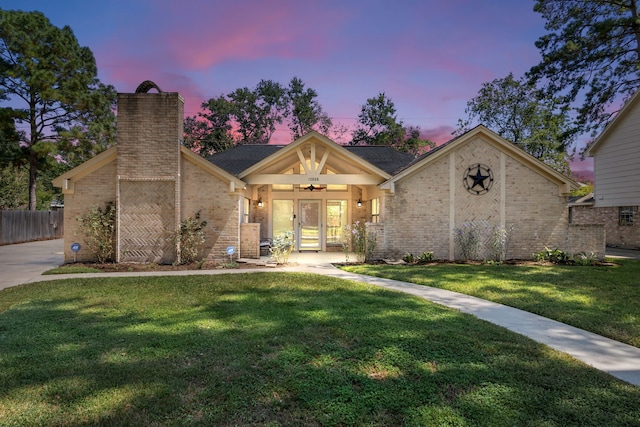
[119,180,176,263]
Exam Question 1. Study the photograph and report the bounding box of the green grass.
[0,273,639,426]
[42,265,104,275]
[341,259,640,348]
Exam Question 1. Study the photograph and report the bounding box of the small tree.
[343,221,377,263]
[77,202,116,263]
[453,223,482,261]
[489,224,514,262]
[173,211,207,264]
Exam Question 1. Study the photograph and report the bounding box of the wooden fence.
[0,209,64,245]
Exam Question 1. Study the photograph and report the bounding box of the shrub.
[343,221,377,262]
[418,251,434,263]
[454,223,482,260]
[574,252,598,266]
[270,231,294,264]
[173,211,207,264]
[533,247,571,264]
[402,252,416,263]
[489,224,514,261]
[77,202,116,263]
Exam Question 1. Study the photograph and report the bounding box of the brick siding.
[572,205,640,249]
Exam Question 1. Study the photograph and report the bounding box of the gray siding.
[593,101,640,207]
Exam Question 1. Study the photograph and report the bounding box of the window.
[241,198,250,223]
[273,200,294,238]
[327,184,348,191]
[371,198,380,223]
[326,200,347,245]
[619,206,636,225]
[272,184,294,191]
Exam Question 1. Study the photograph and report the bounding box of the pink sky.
[1,0,594,176]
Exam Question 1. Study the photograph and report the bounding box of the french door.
[299,200,321,251]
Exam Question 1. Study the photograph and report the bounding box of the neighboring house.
[571,90,640,249]
[54,83,602,264]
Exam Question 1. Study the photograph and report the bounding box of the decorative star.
[469,166,490,191]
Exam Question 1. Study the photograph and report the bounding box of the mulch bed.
[69,261,278,272]
[70,258,618,273]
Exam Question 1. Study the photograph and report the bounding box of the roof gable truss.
[241,133,390,185]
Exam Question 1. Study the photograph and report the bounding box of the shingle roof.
[206,143,416,176]
[343,146,415,175]
[206,145,284,175]
[388,128,468,174]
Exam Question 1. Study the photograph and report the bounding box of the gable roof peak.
[585,88,640,156]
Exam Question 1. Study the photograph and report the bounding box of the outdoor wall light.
[357,198,362,208]
[257,198,263,208]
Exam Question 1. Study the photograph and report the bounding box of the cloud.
[155,1,345,71]
[421,126,456,145]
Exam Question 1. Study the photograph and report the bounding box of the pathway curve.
[1,240,639,387]
[291,263,640,387]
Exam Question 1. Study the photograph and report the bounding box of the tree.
[0,164,27,209]
[0,9,116,210]
[185,77,332,153]
[351,93,434,155]
[351,93,404,146]
[184,96,235,156]
[457,73,574,173]
[286,76,332,139]
[227,80,286,144]
[56,83,117,169]
[401,125,436,156]
[0,101,20,166]
[528,0,640,136]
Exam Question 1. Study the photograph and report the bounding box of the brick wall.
[63,161,117,262]
[568,223,606,258]
[503,156,570,259]
[384,154,450,259]
[381,136,577,260]
[572,205,640,249]
[181,159,241,263]
[240,223,260,258]
[116,93,183,178]
[116,92,184,263]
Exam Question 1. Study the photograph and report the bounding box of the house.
[54,83,602,264]
[571,90,640,249]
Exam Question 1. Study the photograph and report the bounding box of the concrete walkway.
[296,264,640,387]
[1,239,639,387]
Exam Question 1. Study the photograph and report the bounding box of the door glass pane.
[300,200,321,250]
[273,200,294,238]
[326,200,347,245]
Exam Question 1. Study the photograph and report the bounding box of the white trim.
[245,174,383,185]
[449,151,456,261]
[500,152,506,228]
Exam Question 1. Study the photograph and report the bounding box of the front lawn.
[341,259,640,348]
[0,273,638,426]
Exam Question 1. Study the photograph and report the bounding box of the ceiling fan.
[305,184,326,191]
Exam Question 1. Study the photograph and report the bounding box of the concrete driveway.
[0,239,64,290]
[606,247,640,260]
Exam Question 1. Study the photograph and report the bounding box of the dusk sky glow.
[1,0,594,174]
